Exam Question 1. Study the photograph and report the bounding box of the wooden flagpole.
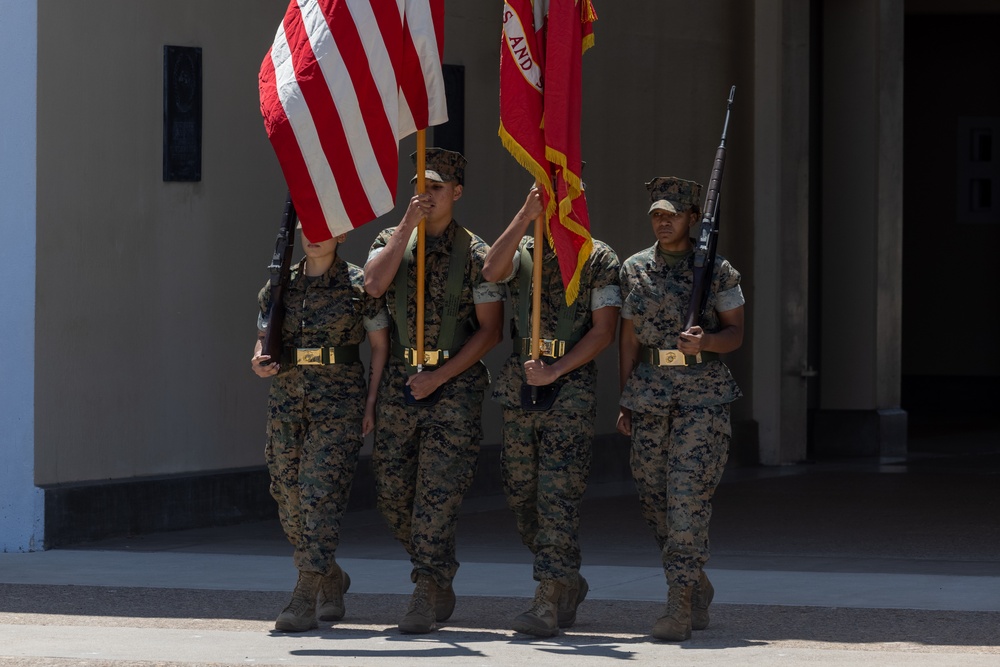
[416,130,427,373]
[531,183,544,363]
[529,179,547,405]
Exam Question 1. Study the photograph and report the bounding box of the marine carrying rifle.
[261,194,298,365]
[684,86,735,331]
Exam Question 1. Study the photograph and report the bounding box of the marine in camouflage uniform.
[252,231,389,632]
[618,176,745,642]
[482,186,621,637]
[363,148,504,634]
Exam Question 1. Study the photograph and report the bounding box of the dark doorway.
[902,12,1000,455]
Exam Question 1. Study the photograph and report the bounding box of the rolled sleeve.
[474,281,505,304]
[364,308,390,332]
[716,285,745,312]
[591,284,622,311]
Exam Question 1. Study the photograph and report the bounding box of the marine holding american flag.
[256,0,451,634]
[363,149,504,634]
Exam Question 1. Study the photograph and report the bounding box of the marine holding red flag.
[260,0,447,242]
[499,0,596,304]
[492,0,622,639]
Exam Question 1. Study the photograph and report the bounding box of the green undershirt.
[657,247,692,269]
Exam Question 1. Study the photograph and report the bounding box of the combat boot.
[316,565,351,622]
[432,580,456,622]
[274,571,321,632]
[651,585,694,641]
[399,574,438,634]
[557,574,589,628]
[691,571,714,631]
[511,579,565,637]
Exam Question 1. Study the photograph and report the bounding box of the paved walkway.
[2,437,999,666]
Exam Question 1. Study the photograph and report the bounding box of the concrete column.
[753,0,812,464]
[0,0,44,551]
[816,0,906,457]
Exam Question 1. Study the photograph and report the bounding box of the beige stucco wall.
[35,1,287,483]
[34,1,754,485]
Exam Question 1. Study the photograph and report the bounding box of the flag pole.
[416,130,427,374]
[531,182,544,363]
[530,179,546,405]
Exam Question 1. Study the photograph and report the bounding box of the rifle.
[260,194,298,365]
[684,85,735,331]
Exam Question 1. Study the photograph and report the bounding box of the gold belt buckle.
[538,338,565,358]
[296,348,324,365]
[655,349,700,366]
[406,348,448,366]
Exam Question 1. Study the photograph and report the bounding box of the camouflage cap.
[410,147,467,186]
[646,176,702,215]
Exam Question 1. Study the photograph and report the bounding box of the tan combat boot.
[511,579,566,637]
[274,571,321,632]
[651,585,694,642]
[691,571,714,631]
[432,580,456,622]
[399,574,438,634]
[557,574,589,628]
[317,565,351,622]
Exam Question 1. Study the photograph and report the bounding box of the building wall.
[33,1,756,487]
[0,0,44,551]
[34,0,285,484]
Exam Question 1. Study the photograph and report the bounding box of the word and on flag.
[260,0,448,242]
[500,0,597,304]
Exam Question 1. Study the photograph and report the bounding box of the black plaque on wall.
[163,45,202,182]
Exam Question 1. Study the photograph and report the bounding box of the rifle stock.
[261,194,298,364]
[685,85,735,331]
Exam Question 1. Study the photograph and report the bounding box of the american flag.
[260,0,447,241]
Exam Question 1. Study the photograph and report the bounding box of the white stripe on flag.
[271,22,354,235]
[398,0,447,138]
[299,0,396,223]
[261,0,448,237]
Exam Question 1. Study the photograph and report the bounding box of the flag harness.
[392,225,473,406]
[516,244,582,411]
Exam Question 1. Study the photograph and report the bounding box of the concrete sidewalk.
[2,450,1000,665]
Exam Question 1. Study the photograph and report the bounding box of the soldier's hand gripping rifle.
[260,194,298,366]
[684,86,735,331]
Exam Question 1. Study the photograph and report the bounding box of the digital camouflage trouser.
[630,403,731,587]
[373,386,483,588]
[266,416,363,575]
[500,406,594,582]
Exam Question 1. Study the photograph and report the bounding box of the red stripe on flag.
[260,0,448,237]
[316,0,398,199]
[399,0,447,133]
[283,7,377,237]
[400,20,429,129]
[260,47,331,240]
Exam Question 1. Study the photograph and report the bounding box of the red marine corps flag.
[260,0,447,242]
[499,0,596,304]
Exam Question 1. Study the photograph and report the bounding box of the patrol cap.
[646,176,702,215]
[410,147,467,186]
